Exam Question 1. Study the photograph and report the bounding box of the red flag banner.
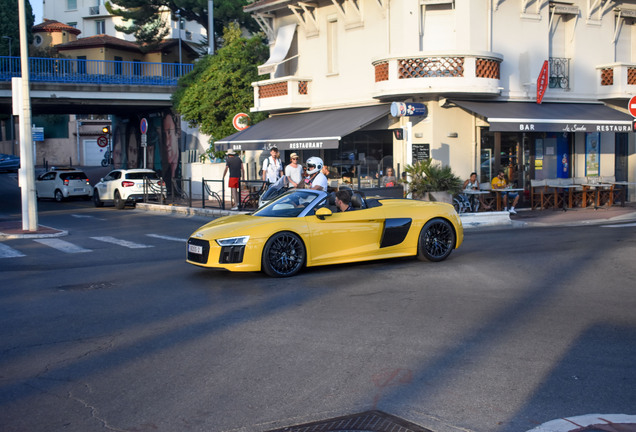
[537,60,549,104]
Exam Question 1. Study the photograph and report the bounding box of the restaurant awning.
[451,100,633,133]
[215,104,390,152]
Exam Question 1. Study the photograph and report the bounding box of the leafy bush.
[403,159,463,198]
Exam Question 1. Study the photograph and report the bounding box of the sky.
[31,0,43,23]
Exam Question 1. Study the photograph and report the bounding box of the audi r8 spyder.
[186,189,463,277]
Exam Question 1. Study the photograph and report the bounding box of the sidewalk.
[3,201,636,240]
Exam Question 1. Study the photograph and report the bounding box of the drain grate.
[265,410,433,432]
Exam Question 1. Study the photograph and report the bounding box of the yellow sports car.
[186,189,463,277]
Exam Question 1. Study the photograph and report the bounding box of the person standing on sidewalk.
[262,147,283,184]
[285,153,304,188]
[223,149,244,210]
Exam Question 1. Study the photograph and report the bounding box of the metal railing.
[0,56,193,86]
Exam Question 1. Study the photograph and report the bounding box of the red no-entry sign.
[628,96,636,118]
[97,135,108,147]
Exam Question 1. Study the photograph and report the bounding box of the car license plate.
[188,244,203,254]
[74,188,84,192]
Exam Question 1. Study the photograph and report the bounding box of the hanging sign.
[232,113,250,131]
[536,60,549,104]
[390,102,428,117]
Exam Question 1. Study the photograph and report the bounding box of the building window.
[549,10,574,89]
[67,22,77,28]
[96,20,105,34]
[67,0,77,10]
[420,2,456,51]
[327,17,338,75]
[615,17,635,62]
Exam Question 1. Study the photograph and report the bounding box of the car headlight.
[216,236,250,247]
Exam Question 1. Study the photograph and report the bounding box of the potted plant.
[403,159,462,203]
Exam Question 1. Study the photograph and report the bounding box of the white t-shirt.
[263,156,282,183]
[311,172,328,190]
[285,164,303,185]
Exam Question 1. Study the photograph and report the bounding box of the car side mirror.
[315,207,332,220]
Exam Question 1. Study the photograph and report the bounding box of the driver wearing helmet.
[305,156,328,191]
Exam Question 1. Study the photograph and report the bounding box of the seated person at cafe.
[379,167,397,187]
[463,172,490,210]
[491,170,519,214]
[335,189,353,212]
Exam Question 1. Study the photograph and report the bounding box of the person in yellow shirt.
[491,170,519,214]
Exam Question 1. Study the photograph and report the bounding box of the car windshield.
[253,190,319,218]
[60,172,87,180]
[126,172,159,180]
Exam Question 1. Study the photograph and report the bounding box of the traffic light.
[102,126,110,134]
[632,119,636,133]
[393,128,404,140]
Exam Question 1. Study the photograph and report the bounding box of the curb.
[459,211,511,230]
[135,202,243,218]
[0,226,68,240]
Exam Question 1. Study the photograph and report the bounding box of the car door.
[96,170,120,200]
[306,206,386,266]
[36,172,56,198]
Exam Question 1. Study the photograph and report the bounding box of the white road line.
[91,236,154,249]
[0,243,26,258]
[71,214,107,221]
[34,238,92,253]
[601,222,636,228]
[146,234,187,242]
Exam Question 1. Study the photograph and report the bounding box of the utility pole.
[16,0,37,231]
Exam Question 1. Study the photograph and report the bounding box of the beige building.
[218,0,636,198]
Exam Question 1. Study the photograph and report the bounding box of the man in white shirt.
[284,152,303,187]
[262,147,283,184]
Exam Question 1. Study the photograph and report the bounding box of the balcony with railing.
[0,56,193,86]
[371,51,503,99]
[596,62,636,100]
[251,77,312,112]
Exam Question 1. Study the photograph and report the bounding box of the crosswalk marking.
[146,234,186,242]
[34,238,92,253]
[0,243,26,258]
[90,236,154,249]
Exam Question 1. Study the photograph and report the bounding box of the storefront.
[215,104,393,181]
[453,101,633,194]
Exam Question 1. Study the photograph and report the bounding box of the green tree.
[0,0,34,56]
[173,23,268,142]
[105,0,258,52]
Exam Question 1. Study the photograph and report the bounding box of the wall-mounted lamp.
[414,132,423,138]
[447,132,458,138]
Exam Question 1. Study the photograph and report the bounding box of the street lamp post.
[176,10,182,77]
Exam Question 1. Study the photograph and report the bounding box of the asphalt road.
[1,173,635,432]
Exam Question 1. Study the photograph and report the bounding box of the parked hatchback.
[35,167,93,202]
[93,169,165,209]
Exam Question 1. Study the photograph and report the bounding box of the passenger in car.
[335,189,353,212]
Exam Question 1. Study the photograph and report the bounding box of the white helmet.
[306,156,323,175]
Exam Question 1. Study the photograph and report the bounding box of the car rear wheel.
[114,191,125,209]
[54,189,64,202]
[417,218,455,262]
[262,232,305,277]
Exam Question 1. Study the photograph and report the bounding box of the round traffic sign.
[629,96,636,118]
[97,135,108,147]
[232,113,250,131]
[140,118,148,134]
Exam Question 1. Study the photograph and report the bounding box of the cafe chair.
[530,179,553,210]
[479,183,496,210]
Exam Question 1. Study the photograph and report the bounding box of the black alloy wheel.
[262,232,306,277]
[417,218,455,262]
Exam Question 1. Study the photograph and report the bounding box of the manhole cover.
[265,410,433,432]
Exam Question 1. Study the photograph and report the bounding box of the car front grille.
[187,238,210,264]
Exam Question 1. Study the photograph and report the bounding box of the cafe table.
[492,187,523,211]
[579,182,614,209]
[460,189,491,212]
[546,182,580,211]
[611,181,636,207]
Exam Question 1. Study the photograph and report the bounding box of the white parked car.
[35,167,93,202]
[93,169,166,209]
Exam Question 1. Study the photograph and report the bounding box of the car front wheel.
[93,190,103,207]
[114,190,125,209]
[262,232,305,277]
[417,218,455,262]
